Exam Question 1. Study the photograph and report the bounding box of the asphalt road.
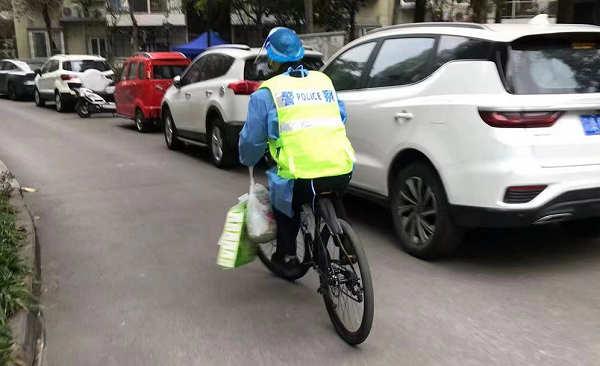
[0,98,599,366]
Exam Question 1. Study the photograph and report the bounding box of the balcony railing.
[501,0,557,19]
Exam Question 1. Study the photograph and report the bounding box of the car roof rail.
[367,22,488,35]
[207,44,251,51]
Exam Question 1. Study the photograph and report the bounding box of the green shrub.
[0,188,36,365]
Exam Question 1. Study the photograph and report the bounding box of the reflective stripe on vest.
[259,71,354,180]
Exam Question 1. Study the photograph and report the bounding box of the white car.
[161,45,324,168]
[321,18,600,259]
[34,54,114,112]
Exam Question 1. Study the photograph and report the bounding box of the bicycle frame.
[301,198,363,306]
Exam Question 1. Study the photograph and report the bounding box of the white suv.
[34,54,114,112]
[161,45,324,168]
[321,20,600,259]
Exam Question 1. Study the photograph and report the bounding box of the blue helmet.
[262,27,305,63]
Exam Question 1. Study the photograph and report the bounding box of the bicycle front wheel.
[320,220,374,345]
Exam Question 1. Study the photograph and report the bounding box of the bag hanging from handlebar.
[245,166,277,243]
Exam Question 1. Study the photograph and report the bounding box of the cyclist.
[239,27,355,277]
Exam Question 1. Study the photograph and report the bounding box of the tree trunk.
[207,0,212,47]
[414,0,426,22]
[471,0,488,23]
[348,3,357,41]
[495,1,503,23]
[129,7,139,53]
[42,3,57,55]
[557,0,574,23]
[255,1,264,45]
[304,0,314,33]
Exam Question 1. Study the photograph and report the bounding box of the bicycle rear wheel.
[256,233,310,281]
[320,220,374,345]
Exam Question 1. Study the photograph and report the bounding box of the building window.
[28,30,64,58]
[130,0,148,12]
[130,0,165,13]
[90,38,108,58]
[502,0,558,19]
[113,32,129,57]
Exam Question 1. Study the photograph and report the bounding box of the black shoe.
[271,253,302,278]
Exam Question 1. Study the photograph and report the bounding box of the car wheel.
[76,102,91,118]
[391,162,463,260]
[208,117,235,168]
[34,88,45,107]
[7,83,18,101]
[55,92,69,113]
[163,110,184,150]
[135,109,149,133]
[560,218,600,238]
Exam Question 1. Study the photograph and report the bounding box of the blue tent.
[173,31,228,59]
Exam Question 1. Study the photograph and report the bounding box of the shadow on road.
[0,95,33,103]
[344,194,600,271]
[115,122,162,133]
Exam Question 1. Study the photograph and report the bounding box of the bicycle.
[257,194,374,345]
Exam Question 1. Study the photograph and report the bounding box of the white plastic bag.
[245,166,277,243]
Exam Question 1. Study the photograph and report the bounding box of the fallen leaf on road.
[34,216,40,220]
[21,187,37,193]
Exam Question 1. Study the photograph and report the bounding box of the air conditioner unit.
[400,0,415,9]
[62,6,82,18]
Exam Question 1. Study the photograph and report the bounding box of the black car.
[0,59,46,100]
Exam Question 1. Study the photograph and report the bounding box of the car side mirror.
[173,75,181,89]
[35,69,42,75]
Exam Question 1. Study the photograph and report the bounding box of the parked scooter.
[75,69,117,118]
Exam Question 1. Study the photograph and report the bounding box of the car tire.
[7,82,19,101]
[163,110,184,150]
[135,108,149,133]
[76,102,91,118]
[55,91,70,113]
[34,88,45,107]
[560,218,600,238]
[391,162,463,260]
[208,117,235,169]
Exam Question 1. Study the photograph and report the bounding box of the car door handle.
[205,90,213,97]
[394,112,414,122]
[185,92,191,99]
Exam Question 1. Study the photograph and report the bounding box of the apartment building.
[14,0,187,60]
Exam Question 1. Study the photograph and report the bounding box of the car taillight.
[504,185,547,204]
[60,74,75,81]
[228,80,261,95]
[479,111,563,128]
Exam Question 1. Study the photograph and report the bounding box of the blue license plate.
[581,115,600,136]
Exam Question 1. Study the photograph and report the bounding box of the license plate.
[580,115,600,136]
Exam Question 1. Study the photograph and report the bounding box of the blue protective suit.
[238,66,347,218]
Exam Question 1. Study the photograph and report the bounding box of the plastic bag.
[245,166,277,243]
[217,196,257,269]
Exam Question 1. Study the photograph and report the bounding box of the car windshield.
[244,56,324,81]
[153,65,187,79]
[63,60,111,72]
[506,33,600,94]
[25,60,46,70]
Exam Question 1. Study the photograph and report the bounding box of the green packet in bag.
[217,199,257,269]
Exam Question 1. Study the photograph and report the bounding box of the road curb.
[0,161,44,366]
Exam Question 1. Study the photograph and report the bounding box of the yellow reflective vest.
[259,71,355,180]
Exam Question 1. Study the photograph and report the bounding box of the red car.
[115,52,190,133]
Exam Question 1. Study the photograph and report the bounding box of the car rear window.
[153,65,186,79]
[244,56,324,81]
[506,33,600,94]
[63,60,111,72]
